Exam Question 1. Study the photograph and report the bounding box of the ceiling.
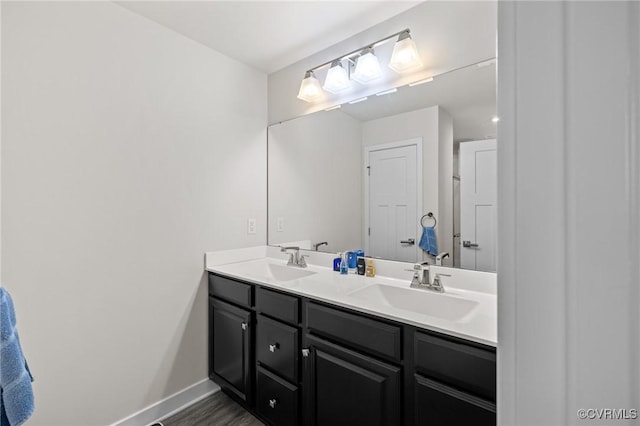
[116,1,421,74]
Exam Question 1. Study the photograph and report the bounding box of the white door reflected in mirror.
[460,139,497,272]
[366,140,420,263]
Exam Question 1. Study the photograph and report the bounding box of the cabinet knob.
[269,343,279,352]
[301,348,310,358]
[269,398,277,408]
[241,322,248,331]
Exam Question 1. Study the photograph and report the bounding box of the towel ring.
[420,212,437,228]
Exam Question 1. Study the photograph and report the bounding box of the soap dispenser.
[339,252,348,275]
[333,252,342,272]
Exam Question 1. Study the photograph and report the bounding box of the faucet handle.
[299,255,309,267]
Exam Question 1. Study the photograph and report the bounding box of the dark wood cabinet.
[208,272,496,426]
[303,335,401,426]
[414,374,496,426]
[209,297,253,403]
[256,366,299,426]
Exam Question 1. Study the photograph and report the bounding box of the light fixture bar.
[304,28,412,75]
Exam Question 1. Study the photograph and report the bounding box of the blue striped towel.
[418,226,438,256]
[0,287,34,426]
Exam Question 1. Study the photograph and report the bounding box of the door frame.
[363,137,423,260]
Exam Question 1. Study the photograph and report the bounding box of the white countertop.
[205,246,497,347]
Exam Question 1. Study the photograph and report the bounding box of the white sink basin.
[221,261,316,282]
[348,284,479,321]
[265,264,316,281]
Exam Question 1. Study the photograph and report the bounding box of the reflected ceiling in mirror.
[268,60,497,271]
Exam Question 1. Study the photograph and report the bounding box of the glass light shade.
[323,61,349,94]
[389,35,422,73]
[297,71,323,102]
[352,49,383,84]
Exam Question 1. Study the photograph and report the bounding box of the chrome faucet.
[435,252,450,266]
[429,273,451,293]
[410,262,431,288]
[280,246,307,268]
[312,241,328,251]
[410,262,450,292]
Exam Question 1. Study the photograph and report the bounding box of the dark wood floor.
[160,391,264,426]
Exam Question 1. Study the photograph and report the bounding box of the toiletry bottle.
[347,251,357,269]
[356,257,366,275]
[339,252,348,275]
[365,259,376,277]
[333,252,342,272]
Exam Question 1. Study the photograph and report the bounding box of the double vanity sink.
[205,246,497,426]
[207,249,496,346]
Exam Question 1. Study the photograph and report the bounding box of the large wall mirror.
[268,61,496,272]
[267,2,497,271]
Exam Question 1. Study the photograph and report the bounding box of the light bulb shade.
[352,48,383,84]
[323,61,349,94]
[297,71,323,102]
[389,34,422,73]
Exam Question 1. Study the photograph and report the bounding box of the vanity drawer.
[208,274,252,308]
[415,374,496,426]
[306,302,402,361]
[257,314,300,383]
[256,287,300,325]
[256,366,299,426]
[414,331,496,401]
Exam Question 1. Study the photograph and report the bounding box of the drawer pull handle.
[241,322,248,331]
[302,348,310,358]
[269,398,277,408]
[269,343,279,353]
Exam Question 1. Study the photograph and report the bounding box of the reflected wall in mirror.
[268,61,497,271]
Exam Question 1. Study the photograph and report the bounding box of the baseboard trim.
[110,379,220,426]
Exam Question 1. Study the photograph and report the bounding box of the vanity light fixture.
[296,28,423,103]
[323,60,350,94]
[296,71,323,102]
[351,47,383,84]
[408,77,434,87]
[388,30,422,72]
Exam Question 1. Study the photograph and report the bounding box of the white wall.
[268,1,497,124]
[268,110,362,253]
[362,105,453,263]
[498,1,640,425]
[1,2,266,425]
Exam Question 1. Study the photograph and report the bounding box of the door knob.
[241,322,248,331]
[462,240,479,248]
[400,238,415,245]
[269,343,279,352]
[269,398,277,408]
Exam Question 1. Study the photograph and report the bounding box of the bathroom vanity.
[206,247,496,426]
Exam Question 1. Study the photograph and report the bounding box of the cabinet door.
[209,297,253,402]
[414,374,496,426]
[303,335,401,426]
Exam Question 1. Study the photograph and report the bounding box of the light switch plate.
[276,217,284,232]
[247,218,256,235]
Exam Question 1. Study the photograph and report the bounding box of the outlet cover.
[247,218,256,235]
